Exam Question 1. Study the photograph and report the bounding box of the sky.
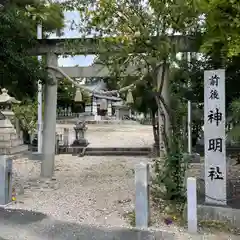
[49,10,95,67]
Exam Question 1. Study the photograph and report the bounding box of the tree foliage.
[0,0,64,100]
[190,0,240,143]
[228,98,240,143]
[13,99,38,134]
[57,78,91,108]
[75,0,201,201]
[201,0,240,58]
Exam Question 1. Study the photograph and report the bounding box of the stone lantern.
[0,88,27,155]
[71,120,89,147]
[0,88,20,120]
[0,88,21,128]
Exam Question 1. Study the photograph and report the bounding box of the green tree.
[201,0,240,58]
[0,0,64,100]
[76,0,201,201]
[200,0,240,143]
[13,99,38,135]
[228,98,240,143]
[57,77,91,110]
[1,0,65,140]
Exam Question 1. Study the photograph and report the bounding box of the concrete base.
[198,204,240,228]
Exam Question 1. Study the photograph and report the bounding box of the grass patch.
[199,220,240,235]
[123,211,135,227]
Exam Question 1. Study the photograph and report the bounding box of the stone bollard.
[0,155,13,205]
[63,128,69,146]
[187,177,197,233]
[135,162,150,228]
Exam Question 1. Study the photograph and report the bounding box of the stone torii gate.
[30,36,199,178]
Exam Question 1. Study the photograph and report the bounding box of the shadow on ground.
[0,208,47,225]
[0,208,174,240]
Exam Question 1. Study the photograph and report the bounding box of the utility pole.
[187,52,192,154]
[37,24,43,154]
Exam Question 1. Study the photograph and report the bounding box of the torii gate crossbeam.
[29,35,200,55]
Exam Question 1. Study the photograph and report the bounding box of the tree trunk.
[156,65,170,155]
[151,109,159,156]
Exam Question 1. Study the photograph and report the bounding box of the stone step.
[0,144,28,155]
[77,151,150,156]
[31,146,151,152]
[58,147,151,155]
[56,119,140,125]
[29,150,150,159]
[73,147,151,151]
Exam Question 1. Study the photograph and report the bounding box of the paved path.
[0,208,174,240]
[1,208,239,240]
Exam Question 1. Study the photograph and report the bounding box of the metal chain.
[197,178,240,202]
[199,193,240,202]
[151,187,240,203]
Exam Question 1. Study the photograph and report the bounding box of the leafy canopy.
[0,0,64,100]
[201,0,240,57]
[80,0,200,105]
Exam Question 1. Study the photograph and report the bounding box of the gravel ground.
[6,155,240,239]
[4,124,239,239]
[56,124,153,147]
[9,155,149,227]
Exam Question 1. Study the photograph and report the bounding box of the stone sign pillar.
[204,69,226,205]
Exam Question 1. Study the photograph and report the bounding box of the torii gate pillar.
[41,53,58,178]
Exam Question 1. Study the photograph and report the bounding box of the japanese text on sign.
[204,69,226,205]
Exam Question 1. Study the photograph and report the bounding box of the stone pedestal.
[0,89,28,205]
[0,89,28,155]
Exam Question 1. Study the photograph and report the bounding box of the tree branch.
[155,95,170,154]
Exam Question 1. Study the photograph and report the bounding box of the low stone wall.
[198,204,240,228]
[56,119,140,125]
[186,160,240,223]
